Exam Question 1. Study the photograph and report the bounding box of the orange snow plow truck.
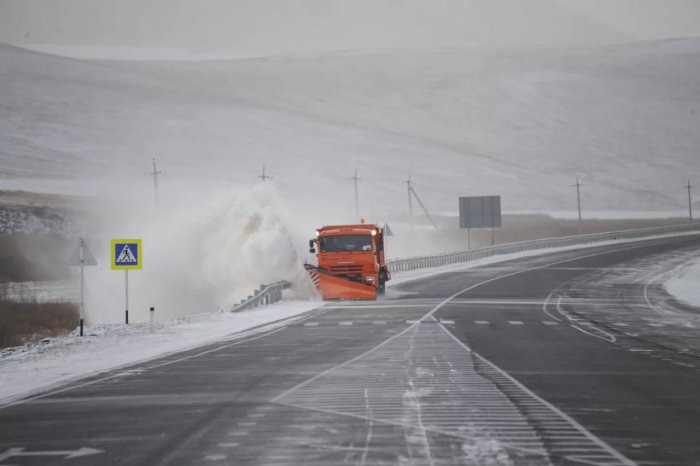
[306,222,391,300]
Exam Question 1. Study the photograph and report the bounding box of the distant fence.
[386,222,700,273]
[231,281,290,312]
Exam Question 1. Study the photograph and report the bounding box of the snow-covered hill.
[1,39,698,218]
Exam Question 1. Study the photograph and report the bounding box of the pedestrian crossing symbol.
[111,239,142,270]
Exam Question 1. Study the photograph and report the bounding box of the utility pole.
[574,177,583,234]
[409,185,439,231]
[148,157,166,210]
[259,164,272,181]
[406,174,414,232]
[686,180,694,224]
[352,169,360,216]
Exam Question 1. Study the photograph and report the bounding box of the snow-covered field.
[665,256,700,307]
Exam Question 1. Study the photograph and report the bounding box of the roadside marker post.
[68,238,97,336]
[111,239,142,324]
[149,306,155,333]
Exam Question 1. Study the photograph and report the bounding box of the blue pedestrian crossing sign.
[111,239,142,270]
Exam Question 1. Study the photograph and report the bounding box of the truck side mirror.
[309,248,316,254]
[309,239,315,248]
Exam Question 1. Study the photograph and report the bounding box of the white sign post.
[111,239,142,324]
[68,238,97,336]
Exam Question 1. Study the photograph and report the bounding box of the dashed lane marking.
[475,320,490,325]
[542,321,559,325]
[439,319,455,325]
[508,321,524,325]
[338,321,353,326]
[303,322,319,327]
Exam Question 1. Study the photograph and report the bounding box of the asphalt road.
[2,235,700,466]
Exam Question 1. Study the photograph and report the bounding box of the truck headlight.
[366,275,376,282]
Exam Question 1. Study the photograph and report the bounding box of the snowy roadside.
[665,256,700,308]
[0,300,320,405]
[2,230,698,406]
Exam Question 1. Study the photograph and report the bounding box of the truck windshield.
[320,235,373,252]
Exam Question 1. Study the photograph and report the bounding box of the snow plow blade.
[305,264,377,300]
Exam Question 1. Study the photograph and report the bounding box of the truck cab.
[308,223,390,299]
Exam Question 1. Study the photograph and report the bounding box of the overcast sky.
[1,0,699,58]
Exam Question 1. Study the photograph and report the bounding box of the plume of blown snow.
[79,183,315,324]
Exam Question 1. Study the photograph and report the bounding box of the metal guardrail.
[231,281,291,312]
[387,222,700,273]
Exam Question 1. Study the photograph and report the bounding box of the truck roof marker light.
[315,230,320,237]
[371,229,377,236]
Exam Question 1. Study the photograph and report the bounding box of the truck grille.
[329,265,363,274]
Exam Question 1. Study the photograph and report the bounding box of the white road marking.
[238,421,257,426]
[542,321,559,326]
[229,432,248,437]
[508,321,524,325]
[439,319,455,325]
[304,322,320,327]
[204,454,227,461]
[217,443,239,448]
[0,447,103,462]
[474,320,490,325]
[338,321,353,326]
[542,292,563,322]
[555,295,617,343]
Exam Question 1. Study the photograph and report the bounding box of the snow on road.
[665,256,700,308]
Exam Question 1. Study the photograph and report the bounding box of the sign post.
[383,223,393,259]
[111,239,142,324]
[68,238,97,336]
[459,196,502,249]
